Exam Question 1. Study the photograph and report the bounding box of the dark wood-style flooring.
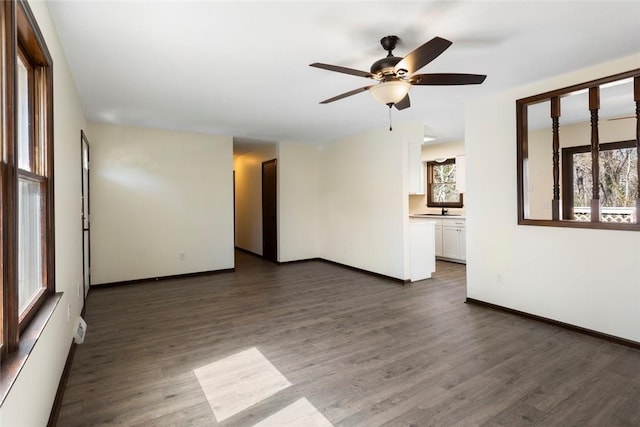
[57,252,640,426]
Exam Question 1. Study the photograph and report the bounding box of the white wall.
[422,140,465,162]
[466,53,640,342]
[318,122,423,281]
[0,1,87,425]
[87,122,234,284]
[278,142,320,262]
[233,144,277,256]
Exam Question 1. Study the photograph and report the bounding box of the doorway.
[81,131,91,297]
[262,159,277,262]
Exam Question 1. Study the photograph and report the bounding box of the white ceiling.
[47,1,640,147]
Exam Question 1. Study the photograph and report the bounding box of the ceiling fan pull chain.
[388,104,393,131]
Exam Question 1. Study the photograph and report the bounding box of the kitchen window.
[426,158,463,208]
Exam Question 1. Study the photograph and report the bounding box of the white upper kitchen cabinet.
[408,142,424,195]
[455,155,466,193]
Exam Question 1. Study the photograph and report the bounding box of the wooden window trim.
[426,158,464,208]
[516,68,640,231]
[1,0,55,368]
[12,0,54,339]
[1,0,19,361]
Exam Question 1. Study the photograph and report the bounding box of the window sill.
[0,293,62,405]
[518,218,640,231]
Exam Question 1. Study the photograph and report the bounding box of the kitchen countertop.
[410,214,466,219]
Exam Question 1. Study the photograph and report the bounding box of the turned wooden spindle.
[551,96,560,221]
[589,87,600,222]
[551,97,561,220]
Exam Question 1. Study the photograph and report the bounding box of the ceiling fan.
[310,35,487,111]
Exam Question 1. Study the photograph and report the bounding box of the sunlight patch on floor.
[252,398,334,427]
[194,347,292,422]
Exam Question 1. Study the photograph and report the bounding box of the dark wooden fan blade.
[310,63,375,79]
[320,86,373,104]
[394,94,410,110]
[394,37,452,75]
[410,73,487,85]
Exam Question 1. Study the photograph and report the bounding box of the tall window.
[1,0,54,361]
[426,158,463,208]
[562,140,638,222]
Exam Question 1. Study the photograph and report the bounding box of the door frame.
[81,130,91,299]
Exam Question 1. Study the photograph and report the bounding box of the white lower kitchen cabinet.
[441,218,466,263]
[409,219,436,281]
[442,226,463,259]
[409,216,466,264]
[434,223,443,257]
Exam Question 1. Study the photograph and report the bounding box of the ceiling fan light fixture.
[369,80,411,106]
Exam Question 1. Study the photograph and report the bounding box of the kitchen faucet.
[441,208,448,215]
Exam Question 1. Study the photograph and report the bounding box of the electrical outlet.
[67,304,71,321]
[77,282,81,298]
[496,273,504,285]
[179,251,185,261]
